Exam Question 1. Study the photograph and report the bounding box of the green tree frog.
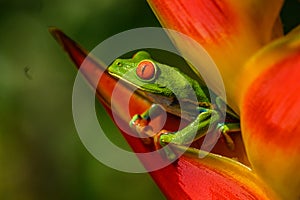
[108,51,240,159]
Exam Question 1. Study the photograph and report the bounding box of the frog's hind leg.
[151,109,214,160]
[159,109,218,146]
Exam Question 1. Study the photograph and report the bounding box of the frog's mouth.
[108,70,158,94]
[108,70,169,96]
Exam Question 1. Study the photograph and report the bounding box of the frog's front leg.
[129,104,165,138]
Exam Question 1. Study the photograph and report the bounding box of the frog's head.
[108,51,153,79]
[108,51,169,95]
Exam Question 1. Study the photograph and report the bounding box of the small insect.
[24,66,33,80]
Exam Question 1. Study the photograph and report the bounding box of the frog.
[108,51,240,159]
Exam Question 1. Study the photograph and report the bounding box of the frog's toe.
[217,123,235,150]
[129,114,142,128]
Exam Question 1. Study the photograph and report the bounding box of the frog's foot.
[154,130,204,161]
[153,130,179,161]
[130,104,164,128]
[129,104,166,144]
[217,123,240,150]
[129,114,153,144]
[129,114,148,129]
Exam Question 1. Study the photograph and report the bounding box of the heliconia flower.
[50,28,278,199]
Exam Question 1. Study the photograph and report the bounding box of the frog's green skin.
[108,51,240,159]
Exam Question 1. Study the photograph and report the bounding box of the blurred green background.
[0,0,299,199]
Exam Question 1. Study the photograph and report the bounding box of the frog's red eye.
[136,60,156,80]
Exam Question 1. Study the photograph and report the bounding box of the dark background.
[0,0,299,199]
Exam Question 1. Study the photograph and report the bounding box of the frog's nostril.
[116,61,122,66]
